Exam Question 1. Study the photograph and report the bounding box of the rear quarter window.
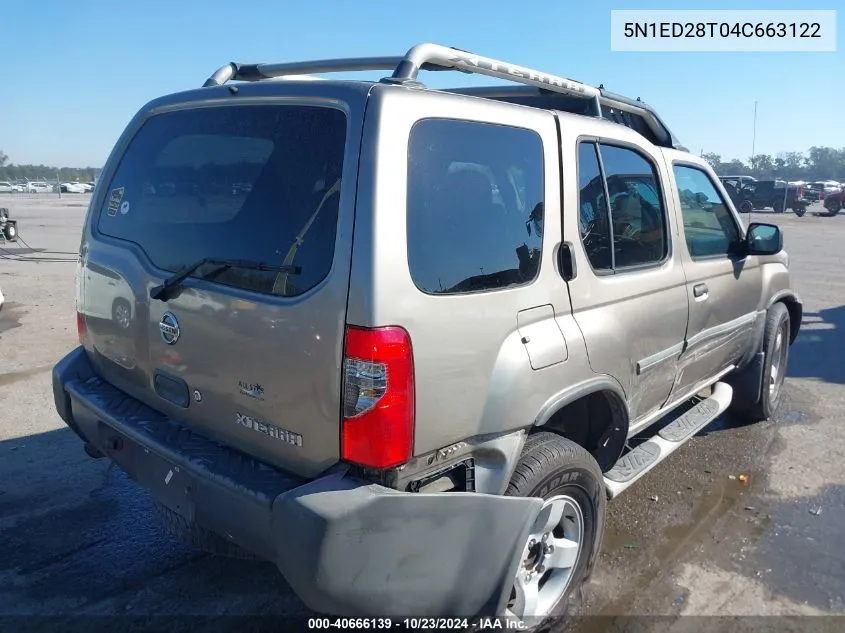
[406,118,545,295]
[96,104,347,297]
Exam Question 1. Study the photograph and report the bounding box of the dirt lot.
[1,194,844,631]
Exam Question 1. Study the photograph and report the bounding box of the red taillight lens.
[76,310,86,344]
[341,325,414,469]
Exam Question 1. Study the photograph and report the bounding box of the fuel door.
[516,304,568,370]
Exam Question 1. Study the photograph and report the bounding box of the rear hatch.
[78,97,358,478]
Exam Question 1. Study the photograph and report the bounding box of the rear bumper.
[52,346,541,617]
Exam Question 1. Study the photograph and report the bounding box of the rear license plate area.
[97,421,195,520]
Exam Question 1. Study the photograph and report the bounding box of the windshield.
[96,104,347,298]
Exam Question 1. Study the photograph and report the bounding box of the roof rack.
[201,42,683,150]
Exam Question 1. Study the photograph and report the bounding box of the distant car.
[810,181,842,197]
[802,182,827,203]
[0,181,14,193]
[76,261,136,329]
[823,189,844,215]
[231,182,253,195]
[730,179,807,216]
[25,181,53,193]
[60,182,88,194]
[719,175,757,189]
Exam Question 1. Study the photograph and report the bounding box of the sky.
[1,0,841,167]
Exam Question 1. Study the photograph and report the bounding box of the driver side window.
[672,164,742,259]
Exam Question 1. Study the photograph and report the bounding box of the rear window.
[97,104,347,297]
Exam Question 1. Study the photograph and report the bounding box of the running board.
[603,382,733,499]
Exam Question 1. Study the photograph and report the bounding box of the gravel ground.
[1,194,843,632]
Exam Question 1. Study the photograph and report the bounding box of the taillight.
[76,310,86,344]
[341,325,415,469]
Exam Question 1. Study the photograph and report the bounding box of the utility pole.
[751,101,758,169]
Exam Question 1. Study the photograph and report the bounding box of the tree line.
[0,151,100,183]
[701,146,845,182]
[3,145,844,186]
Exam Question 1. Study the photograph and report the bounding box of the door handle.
[693,283,708,298]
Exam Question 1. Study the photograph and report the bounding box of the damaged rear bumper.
[52,346,542,617]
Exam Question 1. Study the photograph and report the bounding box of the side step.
[603,382,733,499]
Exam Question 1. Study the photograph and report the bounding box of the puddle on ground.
[0,364,54,387]
[601,475,762,560]
[778,408,807,425]
[584,473,768,623]
[654,474,769,562]
[0,301,24,335]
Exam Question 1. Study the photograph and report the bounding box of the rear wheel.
[793,206,806,217]
[773,200,785,214]
[503,432,606,630]
[828,200,841,216]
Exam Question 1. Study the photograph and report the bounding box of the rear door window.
[97,105,348,297]
[598,144,668,269]
[577,142,612,272]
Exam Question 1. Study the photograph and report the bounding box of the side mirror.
[745,222,782,255]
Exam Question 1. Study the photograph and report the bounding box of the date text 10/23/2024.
[307,617,528,630]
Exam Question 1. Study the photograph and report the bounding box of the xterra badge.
[235,412,302,447]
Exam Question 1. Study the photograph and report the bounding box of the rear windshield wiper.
[150,258,302,301]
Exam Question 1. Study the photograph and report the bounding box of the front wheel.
[827,200,841,216]
[793,206,806,217]
[730,303,791,422]
[503,432,606,630]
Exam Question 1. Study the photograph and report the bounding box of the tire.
[111,298,132,329]
[3,223,16,242]
[739,200,753,214]
[153,500,262,560]
[772,200,784,214]
[502,432,606,630]
[793,206,806,217]
[730,303,791,422]
[828,200,841,216]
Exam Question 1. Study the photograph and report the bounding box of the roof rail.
[202,57,403,87]
[201,42,682,150]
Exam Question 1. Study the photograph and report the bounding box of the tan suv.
[52,43,801,629]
